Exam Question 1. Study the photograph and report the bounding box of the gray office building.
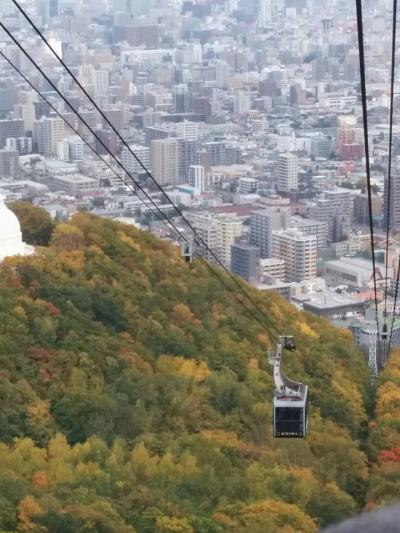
[231,242,260,282]
[0,119,24,148]
[385,159,400,232]
[309,188,353,243]
[311,134,332,159]
[249,207,290,258]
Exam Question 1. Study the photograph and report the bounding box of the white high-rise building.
[57,140,70,162]
[272,229,317,282]
[122,144,150,175]
[309,188,353,242]
[69,136,85,160]
[93,69,110,99]
[277,152,298,194]
[259,0,273,26]
[15,91,37,132]
[46,117,65,158]
[216,60,230,89]
[58,136,85,161]
[218,216,243,267]
[78,64,94,86]
[34,116,65,157]
[151,139,179,186]
[40,0,59,23]
[189,165,207,193]
[233,92,251,113]
[188,213,243,268]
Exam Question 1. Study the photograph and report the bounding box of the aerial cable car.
[269,336,308,438]
[180,238,198,263]
[382,322,388,342]
[181,241,193,263]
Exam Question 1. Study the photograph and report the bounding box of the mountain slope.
[367,349,400,510]
[0,213,371,532]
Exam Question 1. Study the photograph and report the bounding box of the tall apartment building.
[0,148,19,177]
[58,136,85,161]
[78,64,94,87]
[201,141,240,167]
[384,159,400,232]
[310,134,332,158]
[102,104,129,131]
[188,213,243,268]
[272,229,317,282]
[174,84,191,113]
[34,116,65,157]
[0,118,24,148]
[258,0,273,27]
[291,216,328,249]
[95,129,119,156]
[189,165,207,193]
[337,114,357,155]
[151,139,179,186]
[178,139,198,183]
[33,119,44,154]
[15,90,37,132]
[277,152,298,194]
[355,193,382,225]
[121,144,150,175]
[93,69,110,99]
[231,242,260,282]
[233,92,251,113]
[33,116,65,157]
[309,188,353,243]
[249,207,290,258]
[41,0,59,22]
[218,216,243,267]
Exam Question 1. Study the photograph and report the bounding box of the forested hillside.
[0,211,383,532]
[367,350,400,509]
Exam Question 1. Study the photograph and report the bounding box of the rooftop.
[303,291,366,311]
[53,174,98,183]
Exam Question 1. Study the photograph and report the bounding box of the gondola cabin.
[181,242,193,263]
[273,384,308,438]
[269,335,309,439]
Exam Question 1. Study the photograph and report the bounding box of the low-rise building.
[302,291,367,319]
[49,174,98,196]
[330,239,362,258]
[325,256,392,289]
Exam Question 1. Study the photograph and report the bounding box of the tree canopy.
[8,201,55,246]
[0,211,387,532]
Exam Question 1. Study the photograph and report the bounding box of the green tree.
[8,201,55,246]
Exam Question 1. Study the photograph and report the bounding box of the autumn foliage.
[367,350,400,509]
[0,212,378,531]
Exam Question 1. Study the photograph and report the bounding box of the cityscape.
[0,0,400,531]
[1,0,396,372]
